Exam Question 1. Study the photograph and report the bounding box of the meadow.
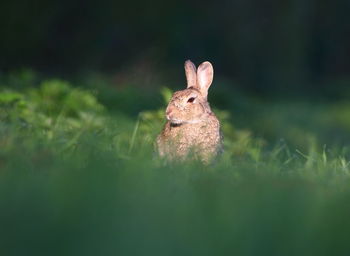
[1,71,350,256]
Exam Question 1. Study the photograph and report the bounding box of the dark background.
[0,0,349,95]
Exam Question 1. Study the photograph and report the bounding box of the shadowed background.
[1,0,349,95]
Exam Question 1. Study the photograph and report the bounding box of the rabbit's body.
[157,109,221,162]
[157,60,222,163]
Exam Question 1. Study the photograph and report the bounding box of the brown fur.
[157,60,222,163]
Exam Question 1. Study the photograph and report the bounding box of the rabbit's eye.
[187,97,195,103]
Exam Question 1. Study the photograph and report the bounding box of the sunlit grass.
[1,74,350,255]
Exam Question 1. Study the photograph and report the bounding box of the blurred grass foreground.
[1,72,350,256]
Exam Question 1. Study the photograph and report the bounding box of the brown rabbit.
[157,60,222,163]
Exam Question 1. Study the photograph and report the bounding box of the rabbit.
[156,60,223,163]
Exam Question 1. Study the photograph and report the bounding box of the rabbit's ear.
[197,61,214,99]
[184,60,197,88]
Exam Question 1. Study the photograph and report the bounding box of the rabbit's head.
[165,60,214,125]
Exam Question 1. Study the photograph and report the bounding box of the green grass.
[1,74,350,256]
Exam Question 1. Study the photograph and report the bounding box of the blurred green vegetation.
[1,71,350,255]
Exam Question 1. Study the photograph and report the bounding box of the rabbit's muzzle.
[165,108,173,121]
[165,106,181,123]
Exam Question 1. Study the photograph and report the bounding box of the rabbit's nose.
[166,109,173,120]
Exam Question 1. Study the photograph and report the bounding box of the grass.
[1,73,350,255]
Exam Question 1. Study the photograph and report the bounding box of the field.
[1,71,350,256]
